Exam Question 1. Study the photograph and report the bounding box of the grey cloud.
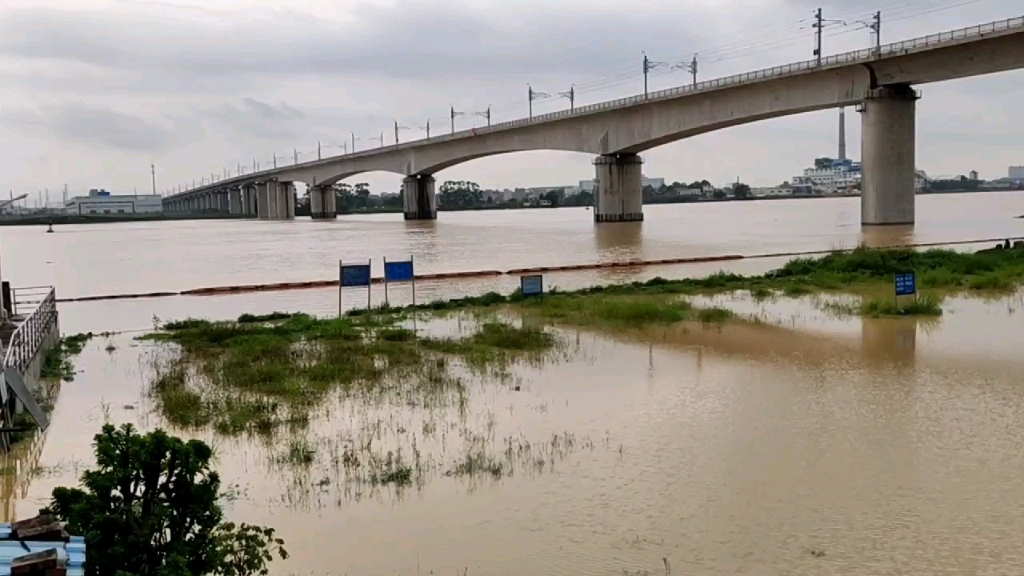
[6,104,181,153]
[0,2,716,84]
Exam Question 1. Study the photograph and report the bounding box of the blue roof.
[0,524,85,576]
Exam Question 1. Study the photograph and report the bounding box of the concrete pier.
[593,154,644,223]
[279,181,296,219]
[229,188,242,214]
[243,185,257,216]
[860,85,919,226]
[256,182,271,219]
[403,175,437,220]
[310,185,337,219]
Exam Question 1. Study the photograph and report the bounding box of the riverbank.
[0,212,247,226]
[138,244,1024,440]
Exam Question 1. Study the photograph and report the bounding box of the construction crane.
[0,194,28,212]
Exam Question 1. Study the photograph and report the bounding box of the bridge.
[163,15,1024,226]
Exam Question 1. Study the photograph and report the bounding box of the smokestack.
[838,107,847,161]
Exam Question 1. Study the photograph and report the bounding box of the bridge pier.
[229,188,243,214]
[279,181,296,219]
[593,154,644,223]
[860,85,919,226]
[256,183,271,219]
[403,175,437,220]
[310,185,337,219]
[242,184,257,216]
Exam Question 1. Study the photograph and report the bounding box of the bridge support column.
[402,175,436,220]
[279,181,296,219]
[256,183,271,219]
[229,188,242,214]
[593,153,644,223]
[242,185,256,216]
[860,85,919,226]
[311,185,337,219]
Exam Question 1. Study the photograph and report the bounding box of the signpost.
[339,259,372,315]
[520,274,544,298]
[894,271,916,310]
[383,256,415,307]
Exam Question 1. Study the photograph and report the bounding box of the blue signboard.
[895,272,916,296]
[384,260,414,283]
[341,264,371,287]
[521,275,543,297]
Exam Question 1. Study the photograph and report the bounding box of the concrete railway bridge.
[163,15,1024,226]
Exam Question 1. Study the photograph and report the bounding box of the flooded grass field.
[5,278,1024,575]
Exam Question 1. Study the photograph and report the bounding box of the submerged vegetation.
[41,333,94,381]
[380,246,1024,320]
[145,313,557,437]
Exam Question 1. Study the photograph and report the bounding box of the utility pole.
[151,161,157,195]
[558,86,575,111]
[273,154,278,169]
[871,11,881,55]
[450,106,464,134]
[421,120,431,140]
[813,8,823,65]
[294,148,299,165]
[237,162,242,176]
[352,132,357,153]
[528,84,549,119]
[642,51,667,98]
[674,54,698,88]
[253,158,257,173]
[63,184,68,206]
[472,107,491,126]
[318,141,321,160]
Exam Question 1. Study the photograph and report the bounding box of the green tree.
[44,424,287,576]
[354,183,371,208]
[733,183,751,199]
[438,180,483,209]
[540,190,561,207]
[333,183,353,213]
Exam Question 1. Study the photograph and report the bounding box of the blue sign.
[521,275,543,297]
[341,264,371,287]
[895,272,916,296]
[384,260,414,283]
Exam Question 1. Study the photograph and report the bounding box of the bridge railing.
[174,14,1024,196]
[2,287,58,374]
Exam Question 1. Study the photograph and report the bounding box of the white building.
[579,176,665,192]
[794,159,862,193]
[1010,166,1024,180]
[65,189,163,215]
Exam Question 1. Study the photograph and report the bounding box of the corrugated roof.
[0,524,85,576]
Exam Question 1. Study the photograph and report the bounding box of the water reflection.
[860,316,920,366]
[860,224,915,248]
[593,221,643,259]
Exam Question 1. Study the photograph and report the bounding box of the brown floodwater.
[2,193,1024,574]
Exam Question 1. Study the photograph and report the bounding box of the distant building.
[642,177,665,189]
[750,182,813,197]
[580,176,664,192]
[969,170,979,181]
[65,189,162,215]
[794,158,862,193]
[1010,166,1024,180]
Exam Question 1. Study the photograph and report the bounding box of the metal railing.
[1,287,58,374]
[170,14,1024,198]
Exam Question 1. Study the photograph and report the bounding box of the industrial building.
[64,189,163,215]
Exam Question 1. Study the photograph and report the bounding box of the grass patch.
[371,245,1024,321]
[860,295,943,317]
[146,314,556,437]
[41,333,94,381]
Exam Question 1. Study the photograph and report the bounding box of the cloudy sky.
[1,0,1022,203]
